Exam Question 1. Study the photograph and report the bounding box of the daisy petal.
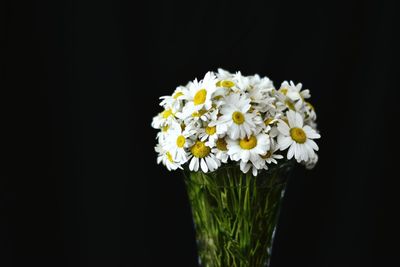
[277,122,290,136]
[306,139,319,151]
[295,112,304,128]
[194,157,199,171]
[303,126,321,139]
[242,150,250,162]
[287,144,295,159]
[287,111,296,127]
[252,167,258,176]
[200,158,208,173]
[294,143,300,161]
[230,124,240,139]
[278,136,293,151]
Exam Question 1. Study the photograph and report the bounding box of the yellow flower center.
[192,109,207,117]
[305,101,314,110]
[191,141,211,158]
[261,150,272,159]
[193,89,207,105]
[264,117,274,126]
[216,138,228,151]
[166,151,173,162]
[285,100,295,111]
[162,125,169,132]
[239,136,257,150]
[232,111,245,124]
[162,109,173,119]
[290,127,307,144]
[173,92,184,99]
[176,135,186,148]
[205,126,216,135]
[280,88,288,95]
[220,80,235,88]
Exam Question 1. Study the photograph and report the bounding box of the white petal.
[257,134,268,145]
[194,157,199,171]
[287,111,296,127]
[295,112,304,128]
[243,123,253,138]
[287,144,295,159]
[303,126,321,139]
[304,143,315,159]
[210,157,219,170]
[287,91,301,101]
[230,124,240,139]
[252,167,258,176]
[189,157,195,171]
[277,121,290,136]
[299,144,308,162]
[306,139,319,151]
[252,146,266,155]
[278,136,293,151]
[294,143,300,161]
[242,150,250,162]
[228,145,241,155]
[240,161,251,173]
[204,156,212,171]
[250,153,261,165]
[200,158,208,173]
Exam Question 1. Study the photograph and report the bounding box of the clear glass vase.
[183,160,294,267]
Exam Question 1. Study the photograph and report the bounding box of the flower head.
[277,110,320,163]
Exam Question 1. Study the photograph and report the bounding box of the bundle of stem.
[184,161,293,267]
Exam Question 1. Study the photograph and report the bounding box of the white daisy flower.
[159,86,188,111]
[247,90,275,113]
[239,161,260,176]
[216,68,239,86]
[199,124,218,147]
[189,140,221,173]
[277,110,320,163]
[156,124,171,143]
[211,137,229,163]
[241,141,283,175]
[279,81,310,103]
[155,144,182,171]
[233,71,250,92]
[273,89,300,112]
[151,108,178,129]
[214,93,257,139]
[180,107,218,126]
[216,68,234,80]
[164,123,196,163]
[226,133,270,166]
[304,101,317,122]
[181,72,217,117]
[260,142,284,170]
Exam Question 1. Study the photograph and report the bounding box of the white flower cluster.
[152,69,321,176]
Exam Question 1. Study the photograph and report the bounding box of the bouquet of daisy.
[152,69,320,174]
[151,69,321,267]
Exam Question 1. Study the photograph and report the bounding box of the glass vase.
[183,161,294,267]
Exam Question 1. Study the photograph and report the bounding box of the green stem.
[184,161,294,267]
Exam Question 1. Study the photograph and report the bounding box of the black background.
[3,0,400,266]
